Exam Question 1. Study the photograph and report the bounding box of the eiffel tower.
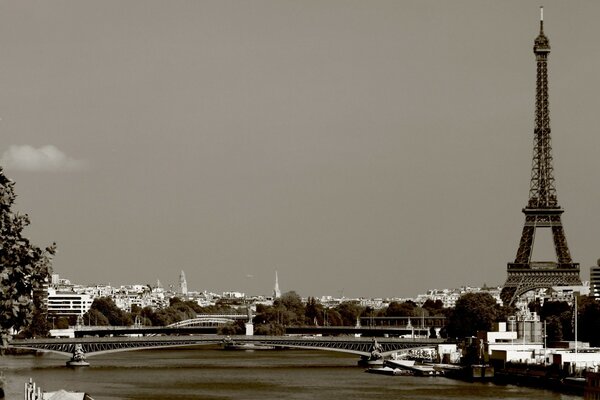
[501,8,582,305]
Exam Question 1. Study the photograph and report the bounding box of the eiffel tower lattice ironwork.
[501,8,582,305]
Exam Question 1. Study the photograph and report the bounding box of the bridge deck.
[9,335,447,358]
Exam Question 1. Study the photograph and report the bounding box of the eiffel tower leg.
[514,219,535,264]
[551,222,573,265]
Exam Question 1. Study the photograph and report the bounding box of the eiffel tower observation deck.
[502,8,582,305]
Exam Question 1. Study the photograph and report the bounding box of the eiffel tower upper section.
[528,7,556,211]
[507,8,580,274]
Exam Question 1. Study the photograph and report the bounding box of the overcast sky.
[1,1,599,298]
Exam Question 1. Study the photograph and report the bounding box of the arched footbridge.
[7,335,448,365]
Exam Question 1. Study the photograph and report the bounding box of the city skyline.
[1,1,599,298]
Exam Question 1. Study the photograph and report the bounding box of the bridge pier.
[66,344,90,367]
[358,338,385,366]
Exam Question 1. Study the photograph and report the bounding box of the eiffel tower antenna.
[501,8,582,305]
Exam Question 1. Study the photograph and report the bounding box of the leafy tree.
[334,302,364,326]
[559,310,574,341]
[423,299,444,316]
[577,296,600,347]
[255,291,305,327]
[54,317,70,329]
[545,315,563,342]
[275,291,305,324]
[446,292,500,338]
[83,309,110,326]
[218,320,245,335]
[149,309,176,326]
[324,308,342,326]
[382,301,418,317]
[0,168,55,334]
[305,297,323,325]
[539,300,571,321]
[23,309,50,338]
[85,297,132,326]
[254,322,285,336]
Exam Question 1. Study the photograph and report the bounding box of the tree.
[446,292,500,338]
[0,168,55,334]
[577,296,600,347]
[334,302,364,326]
[383,301,418,317]
[423,299,444,316]
[86,297,132,326]
[304,297,323,325]
[275,291,305,324]
[545,315,563,342]
[83,309,110,326]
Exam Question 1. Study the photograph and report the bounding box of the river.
[1,347,582,399]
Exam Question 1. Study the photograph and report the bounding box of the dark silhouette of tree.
[538,300,571,321]
[54,317,70,329]
[218,320,245,335]
[83,309,110,326]
[545,315,563,342]
[577,295,600,346]
[304,297,323,325]
[423,299,444,316]
[446,292,500,338]
[382,301,418,317]
[85,297,132,326]
[275,291,305,324]
[334,302,364,326]
[0,168,55,335]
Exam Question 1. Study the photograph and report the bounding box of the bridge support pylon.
[357,338,385,367]
[66,344,90,367]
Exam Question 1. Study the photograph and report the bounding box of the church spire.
[273,271,281,299]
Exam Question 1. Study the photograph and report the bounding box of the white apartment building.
[47,288,94,317]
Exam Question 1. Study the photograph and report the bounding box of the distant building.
[590,260,600,298]
[180,270,188,296]
[222,291,245,299]
[47,288,94,318]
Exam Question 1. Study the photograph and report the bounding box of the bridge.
[65,325,431,338]
[7,334,447,366]
[62,315,444,338]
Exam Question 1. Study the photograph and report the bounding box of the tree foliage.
[0,168,54,333]
[85,297,132,326]
[576,296,600,346]
[446,292,500,338]
[545,315,563,342]
[381,301,418,317]
[334,301,364,326]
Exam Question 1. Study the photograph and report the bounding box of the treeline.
[35,291,600,346]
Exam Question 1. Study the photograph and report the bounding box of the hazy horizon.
[2,1,599,298]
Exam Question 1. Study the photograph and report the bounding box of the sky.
[1,1,599,299]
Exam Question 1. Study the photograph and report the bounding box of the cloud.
[1,145,88,172]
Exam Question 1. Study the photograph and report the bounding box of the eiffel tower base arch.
[501,267,582,306]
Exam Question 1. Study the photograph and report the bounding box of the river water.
[1,347,581,400]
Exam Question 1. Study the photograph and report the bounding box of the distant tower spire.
[273,271,281,299]
[179,270,188,296]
